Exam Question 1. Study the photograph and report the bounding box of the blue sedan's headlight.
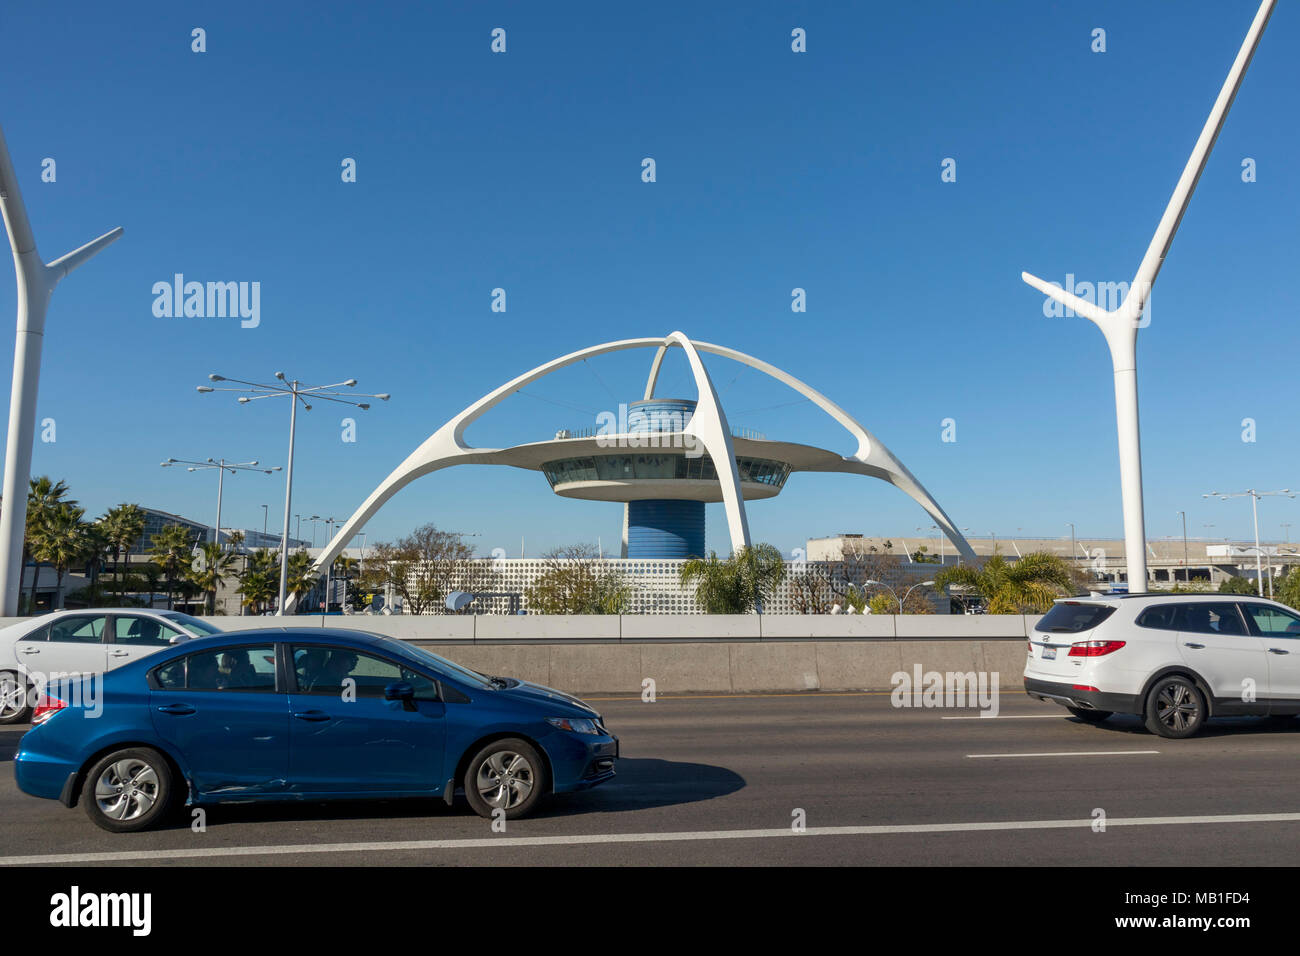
[547,716,600,735]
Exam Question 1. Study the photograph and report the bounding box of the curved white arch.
[286,332,973,611]
[644,339,975,561]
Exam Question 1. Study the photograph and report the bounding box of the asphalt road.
[1,693,1298,866]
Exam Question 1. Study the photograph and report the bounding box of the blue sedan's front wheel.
[464,738,548,820]
[81,747,175,833]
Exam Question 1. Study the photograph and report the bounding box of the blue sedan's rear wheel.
[464,738,547,820]
[81,747,174,833]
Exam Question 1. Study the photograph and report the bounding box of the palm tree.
[237,548,279,614]
[99,504,146,603]
[679,543,787,614]
[189,542,236,615]
[149,524,196,610]
[24,476,74,612]
[29,503,93,610]
[933,551,1076,613]
[286,550,319,611]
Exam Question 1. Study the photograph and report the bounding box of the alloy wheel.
[94,758,160,822]
[1156,683,1199,732]
[476,750,535,810]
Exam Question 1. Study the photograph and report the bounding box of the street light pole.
[865,579,935,614]
[0,124,124,616]
[198,372,389,615]
[1022,0,1276,596]
[1204,489,1295,597]
[1176,511,1188,583]
[161,457,281,549]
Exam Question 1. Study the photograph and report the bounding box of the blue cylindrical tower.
[626,498,705,559]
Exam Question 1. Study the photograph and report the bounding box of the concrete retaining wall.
[420,640,1030,695]
[0,613,1037,695]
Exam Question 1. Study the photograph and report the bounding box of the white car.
[0,609,223,724]
[1025,593,1300,738]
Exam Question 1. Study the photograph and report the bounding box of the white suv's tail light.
[1068,640,1126,657]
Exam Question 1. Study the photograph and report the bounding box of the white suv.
[1024,593,1300,738]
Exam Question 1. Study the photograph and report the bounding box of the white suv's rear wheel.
[1144,676,1206,739]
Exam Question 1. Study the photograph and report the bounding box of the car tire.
[0,671,31,724]
[1143,675,1207,739]
[1066,707,1112,723]
[81,747,175,833]
[463,738,548,820]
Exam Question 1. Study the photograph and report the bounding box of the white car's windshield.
[161,612,223,637]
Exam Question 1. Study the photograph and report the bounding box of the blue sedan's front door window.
[287,647,446,794]
[148,645,289,796]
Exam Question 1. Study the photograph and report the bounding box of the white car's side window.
[48,616,107,644]
[1246,606,1300,639]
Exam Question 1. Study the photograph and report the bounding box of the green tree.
[189,542,237,615]
[30,502,95,610]
[1217,575,1259,596]
[24,476,74,611]
[364,525,493,615]
[99,503,146,603]
[525,544,631,614]
[679,543,787,614]
[149,524,197,610]
[1275,568,1300,612]
[286,550,319,609]
[237,548,279,614]
[933,551,1075,614]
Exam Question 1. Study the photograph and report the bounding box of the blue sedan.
[13,628,618,832]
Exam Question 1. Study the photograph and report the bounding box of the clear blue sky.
[0,0,1295,558]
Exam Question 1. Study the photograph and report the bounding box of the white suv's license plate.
[1041,646,1057,660]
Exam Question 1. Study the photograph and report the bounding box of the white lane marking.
[3,811,1298,866]
[941,715,1061,720]
[967,750,1159,758]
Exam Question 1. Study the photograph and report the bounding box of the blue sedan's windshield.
[388,640,497,690]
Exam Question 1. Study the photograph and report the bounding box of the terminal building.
[297,331,979,613]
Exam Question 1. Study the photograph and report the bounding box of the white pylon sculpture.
[0,125,123,614]
[1023,0,1275,594]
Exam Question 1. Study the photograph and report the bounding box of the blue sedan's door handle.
[156,703,196,715]
[292,710,331,722]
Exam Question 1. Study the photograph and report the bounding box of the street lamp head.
[208,374,224,382]
[357,403,370,411]
[921,580,935,586]
[302,403,312,411]
[237,397,251,404]
[865,579,880,586]
[196,386,213,393]
[275,371,286,381]
[376,393,390,401]
[249,460,258,466]
[344,379,357,387]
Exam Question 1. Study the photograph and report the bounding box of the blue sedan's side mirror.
[384,681,415,708]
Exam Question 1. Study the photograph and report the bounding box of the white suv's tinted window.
[1136,604,1181,630]
[1244,604,1300,639]
[1035,603,1115,633]
[1180,602,1249,636]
